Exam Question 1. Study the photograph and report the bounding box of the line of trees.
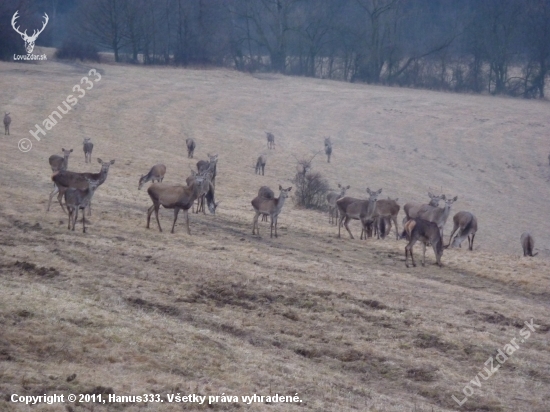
[2,0,550,98]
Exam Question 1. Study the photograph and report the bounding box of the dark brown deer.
[520,232,538,257]
[370,197,400,240]
[186,138,196,158]
[252,185,292,238]
[258,186,274,222]
[447,212,477,250]
[324,137,332,163]
[49,148,73,173]
[197,153,218,188]
[326,184,350,225]
[404,218,443,267]
[83,138,93,163]
[266,132,275,149]
[146,173,206,234]
[336,188,382,239]
[3,112,11,135]
[64,178,101,233]
[139,164,167,190]
[255,155,266,175]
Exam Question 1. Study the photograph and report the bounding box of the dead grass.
[0,60,549,411]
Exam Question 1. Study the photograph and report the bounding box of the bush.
[55,41,100,62]
[292,170,330,210]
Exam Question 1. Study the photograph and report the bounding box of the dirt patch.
[126,297,181,317]
[11,261,61,278]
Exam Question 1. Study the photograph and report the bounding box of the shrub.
[55,41,100,62]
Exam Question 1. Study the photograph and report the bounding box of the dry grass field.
[1,51,550,411]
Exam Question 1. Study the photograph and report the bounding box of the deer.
[258,186,274,222]
[138,164,167,190]
[326,184,350,225]
[3,112,11,135]
[447,211,477,250]
[255,155,267,176]
[64,178,102,233]
[12,11,49,54]
[48,158,115,215]
[252,185,292,238]
[197,153,218,188]
[146,173,206,234]
[324,137,332,163]
[186,138,196,158]
[336,188,382,239]
[369,197,400,240]
[49,148,73,173]
[417,195,457,242]
[83,138,93,163]
[520,232,538,257]
[266,132,275,149]
[401,192,445,239]
[404,218,443,267]
[186,166,219,214]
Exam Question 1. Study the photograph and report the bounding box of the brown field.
[1,52,549,411]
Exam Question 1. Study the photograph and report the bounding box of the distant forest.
[1,0,550,98]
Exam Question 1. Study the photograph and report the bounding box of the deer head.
[12,11,49,54]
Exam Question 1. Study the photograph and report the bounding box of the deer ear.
[428,192,433,197]
[97,158,103,163]
[377,189,382,194]
[366,188,372,194]
[395,198,399,202]
[70,149,73,152]
[287,187,292,191]
[279,185,283,190]
[337,183,341,188]
[110,160,115,164]
[346,185,350,189]
[453,196,458,201]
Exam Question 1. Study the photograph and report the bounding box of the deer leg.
[446,225,459,248]
[67,207,72,230]
[87,201,92,217]
[154,205,162,232]
[344,216,354,239]
[146,205,155,228]
[201,195,207,215]
[72,208,78,231]
[184,209,192,235]
[392,216,399,241]
[252,212,260,235]
[82,208,87,233]
[469,233,475,251]
[421,242,426,266]
[338,214,345,238]
[48,185,60,212]
[270,215,274,238]
[57,190,68,214]
[171,207,180,234]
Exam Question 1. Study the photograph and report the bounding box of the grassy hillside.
[0,58,549,411]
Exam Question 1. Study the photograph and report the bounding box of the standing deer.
[326,184,350,225]
[197,153,218,188]
[83,138,93,163]
[49,148,73,173]
[266,132,275,149]
[447,211,477,250]
[138,164,166,190]
[258,186,274,222]
[48,158,115,215]
[64,178,101,233]
[11,11,49,54]
[187,166,219,214]
[369,197,400,240]
[520,232,538,257]
[186,138,196,158]
[336,188,382,239]
[403,192,445,223]
[252,185,292,238]
[3,112,11,135]
[324,137,332,163]
[255,155,267,175]
[417,195,457,242]
[146,173,206,234]
[404,218,443,267]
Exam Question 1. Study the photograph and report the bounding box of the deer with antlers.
[3,112,11,135]
[12,11,49,54]
[252,185,292,238]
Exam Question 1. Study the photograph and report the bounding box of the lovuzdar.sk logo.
[11,10,49,61]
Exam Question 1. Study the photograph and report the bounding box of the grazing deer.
[49,148,73,173]
[3,112,11,135]
[370,197,400,240]
[336,188,382,239]
[404,218,443,267]
[447,211,477,250]
[252,185,292,238]
[64,178,101,233]
[417,195,457,242]
[197,153,218,188]
[186,138,196,158]
[326,184,350,225]
[48,158,115,215]
[255,155,267,175]
[520,232,538,257]
[83,138,93,163]
[266,132,275,149]
[187,167,219,214]
[146,173,206,234]
[138,164,167,190]
[324,137,332,163]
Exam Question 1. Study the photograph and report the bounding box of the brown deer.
[404,218,443,267]
[83,138,93,163]
[417,195,457,242]
[324,137,332,163]
[3,112,11,135]
[186,167,219,214]
[336,188,382,239]
[146,173,206,234]
[266,132,275,149]
[186,138,196,158]
[49,148,73,173]
[197,153,218,188]
[252,185,292,238]
[326,184,350,225]
[520,232,538,257]
[403,192,445,223]
[64,178,101,233]
[447,211,477,250]
[48,158,115,215]
[138,164,167,190]
[370,197,400,240]
[255,155,267,175]
[258,186,274,222]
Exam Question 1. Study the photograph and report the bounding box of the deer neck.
[274,195,287,213]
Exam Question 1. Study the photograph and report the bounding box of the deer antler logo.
[11,11,49,54]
